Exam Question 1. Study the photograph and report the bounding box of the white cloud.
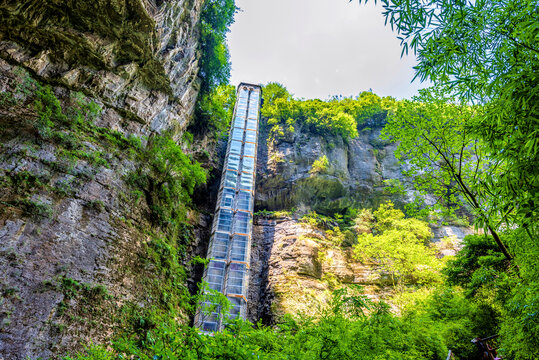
[227,0,430,100]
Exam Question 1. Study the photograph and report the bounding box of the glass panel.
[220,188,235,209]
[202,319,219,332]
[231,128,244,142]
[246,118,257,130]
[242,156,255,173]
[237,191,252,212]
[200,302,220,331]
[225,296,244,320]
[208,232,229,260]
[243,142,256,157]
[224,170,237,188]
[234,211,252,234]
[233,116,245,129]
[229,140,242,156]
[226,263,247,296]
[216,209,233,233]
[239,89,249,99]
[245,130,257,143]
[248,106,258,118]
[227,154,240,171]
[237,108,246,117]
[206,260,226,291]
[230,235,249,262]
[239,172,254,191]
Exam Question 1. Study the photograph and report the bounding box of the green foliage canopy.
[192,84,236,136]
[357,1,538,354]
[198,0,237,91]
[261,86,395,141]
[356,0,538,241]
[67,286,451,360]
[353,202,442,285]
[381,87,512,260]
[443,231,539,359]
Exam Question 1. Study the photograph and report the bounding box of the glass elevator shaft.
[195,83,261,332]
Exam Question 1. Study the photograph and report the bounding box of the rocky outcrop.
[247,216,470,323]
[255,115,473,233]
[256,117,416,214]
[250,117,473,322]
[0,0,202,136]
[0,1,208,358]
[247,217,391,323]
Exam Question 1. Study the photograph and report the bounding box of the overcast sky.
[227,0,429,100]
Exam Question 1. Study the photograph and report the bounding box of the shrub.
[309,155,330,175]
[126,135,206,236]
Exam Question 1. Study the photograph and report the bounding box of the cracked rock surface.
[0,0,204,358]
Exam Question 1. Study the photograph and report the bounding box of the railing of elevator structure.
[194,83,261,332]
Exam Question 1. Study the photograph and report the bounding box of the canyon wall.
[0,1,209,358]
[248,117,472,322]
[0,2,473,355]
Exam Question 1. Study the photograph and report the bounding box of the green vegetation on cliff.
[0,67,208,356]
[191,84,236,138]
[262,82,396,141]
[198,0,237,91]
[192,0,237,141]
[354,202,442,286]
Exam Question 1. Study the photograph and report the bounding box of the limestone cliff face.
[255,117,412,214]
[249,117,472,322]
[0,1,207,358]
[247,217,389,323]
[255,116,471,238]
[0,0,202,135]
[247,216,469,323]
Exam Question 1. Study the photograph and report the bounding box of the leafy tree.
[198,0,237,91]
[445,231,539,360]
[382,87,512,260]
[401,286,495,359]
[192,84,236,136]
[261,88,395,141]
[445,235,509,296]
[353,202,442,286]
[262,82,292,107]
[358,2,538,355]
[355,0,538,242]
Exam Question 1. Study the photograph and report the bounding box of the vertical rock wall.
[248,217,392,323]
[0,0,203,136]
[0,1,205,358]
[249,117,473,323]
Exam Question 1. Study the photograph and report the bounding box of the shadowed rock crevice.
[247,217,277,325]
